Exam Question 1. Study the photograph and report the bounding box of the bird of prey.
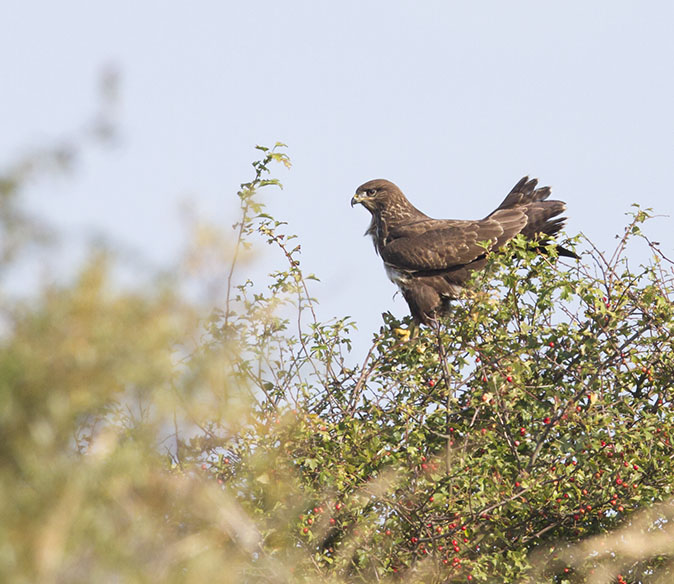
[351,177,577,325]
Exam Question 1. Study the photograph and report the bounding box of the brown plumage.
[351,176,578,325]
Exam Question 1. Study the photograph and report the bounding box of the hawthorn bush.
[1,142,673,583]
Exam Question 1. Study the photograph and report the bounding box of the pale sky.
[2,1,673,342]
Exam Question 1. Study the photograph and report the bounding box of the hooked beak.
[351,193,364,207]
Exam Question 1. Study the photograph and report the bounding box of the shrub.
[1,143,672,583]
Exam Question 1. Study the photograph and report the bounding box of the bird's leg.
[409,320,420,339]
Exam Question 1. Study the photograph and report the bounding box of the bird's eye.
[367,188,377,196]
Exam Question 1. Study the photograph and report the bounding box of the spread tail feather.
[491,176,552,212]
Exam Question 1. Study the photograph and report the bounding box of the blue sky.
[2,1,673,340]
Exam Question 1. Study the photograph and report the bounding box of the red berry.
[329,518,336,525]
[303,527,308,534]
[506,375,513,382]
[543,417,551,425]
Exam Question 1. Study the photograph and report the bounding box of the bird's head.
[351,179,403,212]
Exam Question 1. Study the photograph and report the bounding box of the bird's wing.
[381,209,527,272]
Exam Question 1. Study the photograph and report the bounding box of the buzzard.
[351,177,577,325]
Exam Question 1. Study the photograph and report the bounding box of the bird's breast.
[384,263,411,286]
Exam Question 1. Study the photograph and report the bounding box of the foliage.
[1,139,673,584]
